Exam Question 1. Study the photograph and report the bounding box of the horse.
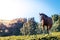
[39,13,53,34]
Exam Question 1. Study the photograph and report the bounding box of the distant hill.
[0,18,27,36]
[0,18,27,27]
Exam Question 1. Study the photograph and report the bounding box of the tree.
[51,14,60,32]
[52,14,59,23]
[20,17,38,35]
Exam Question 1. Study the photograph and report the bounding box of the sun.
[0,0,29,20]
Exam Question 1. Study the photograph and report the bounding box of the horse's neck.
[41,16,48,22]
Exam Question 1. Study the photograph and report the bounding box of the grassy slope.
[0,32,60,40]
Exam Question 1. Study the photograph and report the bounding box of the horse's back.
[48,17,53,25]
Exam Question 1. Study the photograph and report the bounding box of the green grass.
[0,32,60,40]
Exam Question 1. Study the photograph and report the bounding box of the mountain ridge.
[0,18,27,27]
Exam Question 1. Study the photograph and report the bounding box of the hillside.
[0,18,27,27]
[0,32,60,40]
[0,18,27,36]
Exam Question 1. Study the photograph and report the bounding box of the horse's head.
[39,13,48,20]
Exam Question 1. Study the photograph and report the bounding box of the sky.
[0,0,60,22]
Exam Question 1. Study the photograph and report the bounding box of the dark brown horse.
[39,13,53,34]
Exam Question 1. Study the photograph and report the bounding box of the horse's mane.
[40,13,48,18]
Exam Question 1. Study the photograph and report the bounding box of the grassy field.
[0,32,60,40]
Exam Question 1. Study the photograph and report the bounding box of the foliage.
[51,14,60,32]
[20,17,38,35]
[52,14,59,23]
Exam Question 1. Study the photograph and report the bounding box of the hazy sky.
[0,0,60,22]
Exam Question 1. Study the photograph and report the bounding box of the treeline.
[51,14,60,31]
[0,14,60,36]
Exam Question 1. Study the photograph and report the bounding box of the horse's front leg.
[42,25,45,34]
[47,26,49,34]
[41,20,45,34]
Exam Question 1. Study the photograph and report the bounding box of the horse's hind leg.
[48,25,52,34]
[47,25,52,34]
